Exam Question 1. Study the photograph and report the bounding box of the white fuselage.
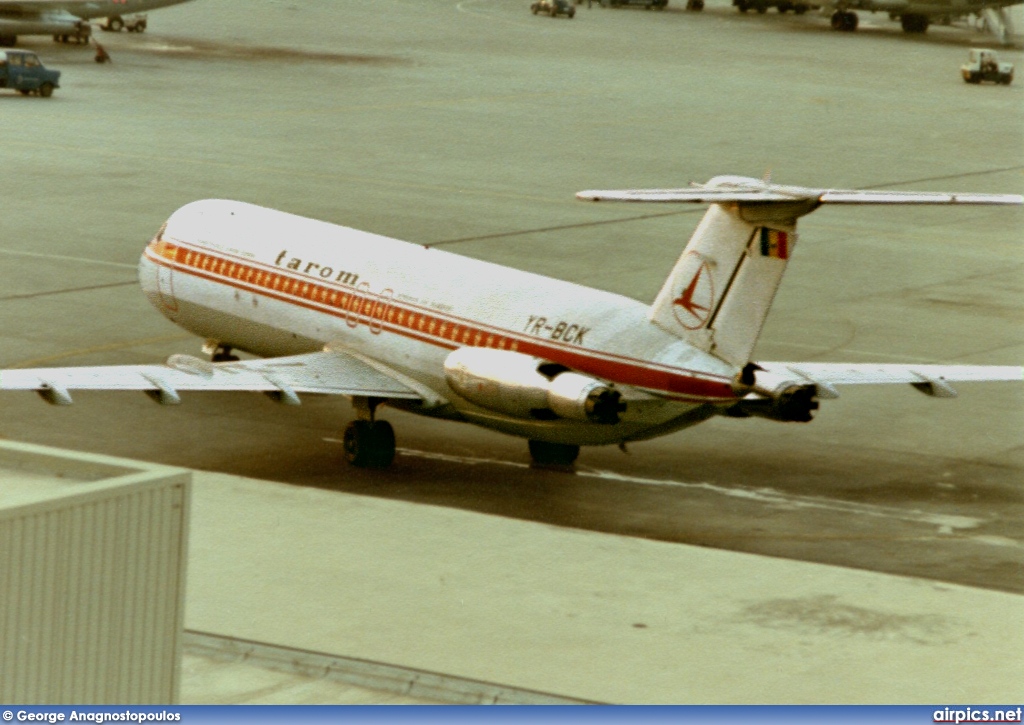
[138,200,739,445]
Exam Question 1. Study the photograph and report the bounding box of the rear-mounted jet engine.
[444,347,625,424]
[727,363,820,422]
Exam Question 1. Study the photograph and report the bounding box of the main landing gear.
[343,397,396,468]
[528,439,580,467]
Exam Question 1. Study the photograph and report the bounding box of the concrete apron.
[185,472,1024,704]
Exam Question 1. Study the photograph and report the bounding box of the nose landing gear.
[203,340,240,363]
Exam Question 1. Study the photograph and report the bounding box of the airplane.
[817,0,1019,39]
[0,0,193,47]
[1,176,1021,469]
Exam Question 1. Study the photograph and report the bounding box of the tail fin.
[648,203,793,367]
[577,176,1022,368]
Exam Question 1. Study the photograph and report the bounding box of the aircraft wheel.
[109,17,124,32]
[39,83,54,98]
[528,440,580,467]
[900,13,927,31]
[343,420,396,468]
[832,10,856,30]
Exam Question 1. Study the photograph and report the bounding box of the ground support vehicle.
[531,0,576,16]
[100,14,148,32]
[961,48,1013,84]
[52,23,91,44]
[0,50,60,97]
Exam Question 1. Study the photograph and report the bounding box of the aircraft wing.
[756,362,1023,398]
[0,350,424,406]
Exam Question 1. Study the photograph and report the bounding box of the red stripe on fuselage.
[144,240,737,402]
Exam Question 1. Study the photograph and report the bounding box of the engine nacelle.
[444,347,624,424]
[728,367,819,422]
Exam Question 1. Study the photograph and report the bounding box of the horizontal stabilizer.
[577,176,1024,206]
[756,362,1022,398]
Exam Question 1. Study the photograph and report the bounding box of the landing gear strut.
[342,396,396,468]
[528,440,580,467]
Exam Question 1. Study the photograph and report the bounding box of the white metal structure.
[0,441,190,703]
[1,176,1020,468]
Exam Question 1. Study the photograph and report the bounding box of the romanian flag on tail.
[759,228,790,259]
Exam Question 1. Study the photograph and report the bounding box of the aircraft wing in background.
[0,349,426,406]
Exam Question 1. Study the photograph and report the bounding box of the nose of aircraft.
[139,222,179,315]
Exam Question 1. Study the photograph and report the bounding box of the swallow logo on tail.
[671,254,714,330]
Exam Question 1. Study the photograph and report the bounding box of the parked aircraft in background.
[818,0,1020,39]
[0,0,193,46]
[716,0,1020,42]
[1,177,1020,469]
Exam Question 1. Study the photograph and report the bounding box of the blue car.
[0,50,60,97]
